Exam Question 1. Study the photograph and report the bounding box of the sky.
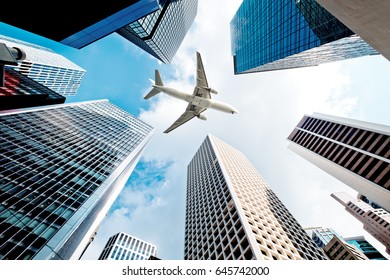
[0,0,389,261]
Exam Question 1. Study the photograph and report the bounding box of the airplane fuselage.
[153,85,239,114]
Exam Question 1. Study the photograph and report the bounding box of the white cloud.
[83,0,390,260]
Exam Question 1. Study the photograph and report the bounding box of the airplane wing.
[164,52,210,134]
[192,52,211,99]
[164,104,206,133]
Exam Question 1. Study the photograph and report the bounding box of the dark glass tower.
[0,1,156,49]
[0,68,65,110]
[117,0,198,63]
[0,35,86,97]
[0,1,197,63]
[230,0,379,74]
[0,100,153,259]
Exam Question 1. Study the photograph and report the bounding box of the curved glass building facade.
[0,100,153,259]
[230,0,379,74]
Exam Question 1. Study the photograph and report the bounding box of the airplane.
[144,51,239,133]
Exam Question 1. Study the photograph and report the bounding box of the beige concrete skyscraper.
[184,134,326,260]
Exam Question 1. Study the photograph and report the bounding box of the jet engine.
[201,86,218,94]
[210,88,218,94]
[197,113,207,120]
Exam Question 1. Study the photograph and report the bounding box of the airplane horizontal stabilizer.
[144,87,160,99]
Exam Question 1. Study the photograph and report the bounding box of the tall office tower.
[117,0,198,63]
[98,232,157,260]
[306,227,342,248]
[287,112,390,212]
[0,68,65,110]
[344,236,387,260]
[323,235,368,260]
[0,35,86,96]
[315,1,390,61]
[184,134,326,260]
[306,227,387,259]
[230,0,378,74]
[0,1,197,64]
[0,1,161,49]
[331,192,390,255]
[0,100,153,260]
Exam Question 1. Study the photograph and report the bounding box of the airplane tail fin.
[155,69,163,86]
[144,70,163,99]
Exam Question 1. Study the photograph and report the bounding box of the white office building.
[184,134,326,260]
[287,113,390,212]
[98,232,157,260]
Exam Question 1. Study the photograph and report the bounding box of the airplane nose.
[232,109,239,114]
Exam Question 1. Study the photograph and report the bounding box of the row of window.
[299,116,389,158]
[0,101,152,259]
[290,129,389,189]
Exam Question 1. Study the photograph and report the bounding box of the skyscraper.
[0,35,86,96]
[230,0,378,74]
[306,227,342,248]
[331,192,390,255]
[0,68,65,110]
[0,100,153,260]
[0,1,160,49]
[344,236,387,260]
[98,232,157,260]
[0,0,197,64]
[287,113,390,212]
[117,0,198,63]
[306,226,387,259]
[322,235,368,260]
[315,0,390,61]
[185,134,326,260]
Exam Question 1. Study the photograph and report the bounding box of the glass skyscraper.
[0,1,197,64]
[98,232,157,260]
[230,0,379,74]
[306,227,387,259]
[344,236,387,260]
[117,0,198,63]
[0,100,153,260]
[0,1,161,49]
[315,0,390,61]
[185,134,326,260]
[287,113,390,212]
[1,68,65,110]
[0,35,86,96]
[306,227,342,248]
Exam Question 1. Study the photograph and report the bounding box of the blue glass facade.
[61,0,162,48]
[0,100,153,259]
[346,238,387,260]
[309,227,341,248]
[230,0,379,74]
[117,0,198,63]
